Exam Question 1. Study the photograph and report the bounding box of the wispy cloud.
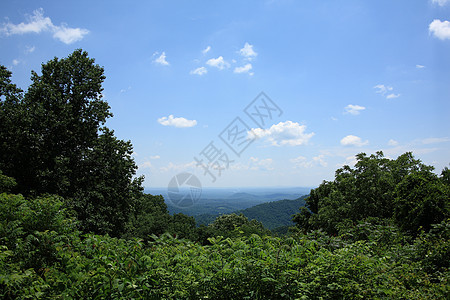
[160,161,196,172]
[206,56,230,70]
[230,157,274,171]
[388,139,399,146]
[416,64,425,69]
[239,42,257,60]
[157,115,197,128]
[432,0,450,7]
[374,84,393,95]
[421,137,450,144]
[344,104,365,115]
[386,93,400,99]
[251,121,314,146]
[12,59,20,66]
[340,135,369,147]
[429,19,450,40]
[25,45,35,53]
[202,46,211,54]
[190,66,207,75]
[153,52,170,66]
[291,154,327,168]
[1,8,89,44]
[234,63,253,75]
[139,161,153,169]
[374,84,400,99]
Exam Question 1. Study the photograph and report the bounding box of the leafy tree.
[293,152,448,235]
[394,170,449,234]
[209,213,269,238]
[0,170,16,193]
[0,50,143,235]
[124,194,170,240]
[167,213,197,240]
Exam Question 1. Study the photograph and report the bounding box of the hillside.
[195,195,308,230]
[161,188,308,216]
[238,195,308,229]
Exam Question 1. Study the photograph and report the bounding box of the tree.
[0,50,143,235]
[124,194,170,240]
[293,152,448,235]
[209,213,269,238]
[394,170,449,234]
[0,170,16,194]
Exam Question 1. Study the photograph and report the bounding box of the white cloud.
[139,161,153,169]
[230,157,274,171]
[234,63,253,75]
[416,64,425,69]
[190,66,207,75]
[421,137,450,144]
[249,157,274,171]
[291,154,327,168]
[153,52,170,66]
[388,139,399,146]
[340,135,369,147]
[374,84,400,99]
[374,84,393,95]
[239,42,257,60]
[432,0,450,6]
[429,19,450,40]
[157,115,197,128]
[251,121,314,146]
[206,56,230,70]
[1,8,88,44]
[202,46,211,54]
[344,104,365,115]
[150,155,161,159]
[386,93,400,99]
[160,161,196,172]
[25,45,35,53]
[120,86,131,93]
[12,59,20,66]
[53,25,89,44]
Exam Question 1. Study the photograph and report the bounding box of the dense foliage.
[293,151,449,236]
[1,51,449,298]
[1,190,448,299]
[196,196,307,230]
[0,51,145,235]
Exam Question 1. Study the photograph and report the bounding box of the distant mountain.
[195,195,308,230]
[238,195,308,230]
[227,192,260,200]
[164,189,306,216]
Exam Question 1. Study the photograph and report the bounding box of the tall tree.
[0,50,143,235]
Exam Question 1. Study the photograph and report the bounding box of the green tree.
[293,152,447,235]
[394,170,449,234]
[0,50,143,235]
[209,213,269,238]
[124,194,170,240]
[0,170,16,193]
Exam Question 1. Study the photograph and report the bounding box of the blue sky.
[1,0,449,188]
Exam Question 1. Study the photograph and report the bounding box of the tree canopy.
[0,50,143,235]
[293,151,449,235]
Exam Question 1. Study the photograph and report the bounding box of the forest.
[1,50,449,299]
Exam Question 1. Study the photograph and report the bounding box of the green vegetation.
[1,50,449,298]
[196,196,307,230]
[293,152,449,236]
